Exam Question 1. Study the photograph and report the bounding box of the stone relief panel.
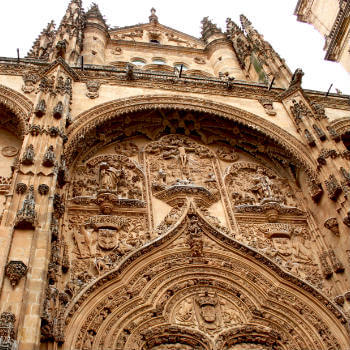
[63,213,149,298]
[172,292,243,334]
[237,223,323,290]
[69,153,146,211]
[225,162,299,209]
[145,135,221,207]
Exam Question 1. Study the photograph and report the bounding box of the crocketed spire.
[201,17,222,42]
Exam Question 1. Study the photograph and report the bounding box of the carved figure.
[176,297,194,323]
[99,162,120,191]
[98,228,117,250]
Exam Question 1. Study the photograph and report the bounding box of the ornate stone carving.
[319,251,333,279]
[328,248,344,273]
[146,135,220,207]
[326,126,340,141]
[126,64,134,81]
[324,217,339,235]
[325,174,342,201]
[35,99,46,117]
[53,101,64,119]
[5,260,27,287]
[259,98,276,116]
[53,194,65,218]
[42,145,55,167]
[38,184,50,195]
[22,73,38,93]
[312,124,326,141]
[21,144,35,165]
[225,162,300,221]
[48,126,60,137]
[15,185,36,229]
[29,124,42,136]
[16,182,27,194]
[0,312,16,344]
[187,214,203,257]
[215,145,239,162]
[85,80,101,99]
[237,223,323,289]
[303,129,315,146]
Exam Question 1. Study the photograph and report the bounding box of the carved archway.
[0,84,33,138]
[65,95,319,186]
[61,202,349,350]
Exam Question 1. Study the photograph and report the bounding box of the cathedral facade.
[0,1,350,349]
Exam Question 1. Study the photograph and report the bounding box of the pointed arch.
[62,202,349,350]
[0,84,33,138]
[65,95,319,182]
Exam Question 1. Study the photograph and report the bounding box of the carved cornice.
[0,59,349,110]
[65,95,319,181]
[0,84,33,138]
[325,1,350,61]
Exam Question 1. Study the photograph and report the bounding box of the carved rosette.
[5,260,27,287]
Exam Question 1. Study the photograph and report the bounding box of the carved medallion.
[1,146,18,157]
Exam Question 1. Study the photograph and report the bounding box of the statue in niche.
[99,162,121,191]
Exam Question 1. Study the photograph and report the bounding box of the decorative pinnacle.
[86,3,105,23]
[226,18,242,35]
[201,16,222,42]
[240,14,252,30]
[149,8,158,24]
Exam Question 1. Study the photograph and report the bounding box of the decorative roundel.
[1,146,18,157]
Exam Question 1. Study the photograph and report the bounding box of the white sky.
[0,0,348,94]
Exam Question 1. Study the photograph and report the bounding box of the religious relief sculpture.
[69,154,145,210]
[225,162,302,221]
[146,135,220,207]
[237,223,323,290]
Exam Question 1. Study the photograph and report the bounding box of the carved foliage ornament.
[5,260,27,287]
